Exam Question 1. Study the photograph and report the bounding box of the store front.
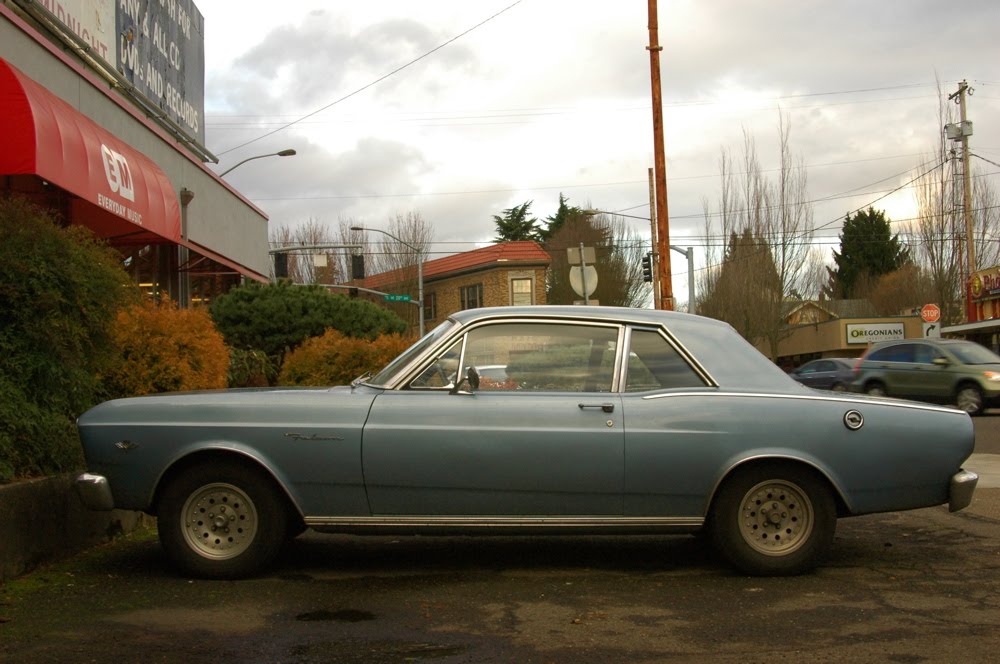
[1,2,269,304]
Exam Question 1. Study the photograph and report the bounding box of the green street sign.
[383,294,412,302]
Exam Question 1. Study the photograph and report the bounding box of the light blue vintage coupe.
[76,306,978,579]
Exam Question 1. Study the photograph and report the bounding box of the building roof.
[360,241,551,289]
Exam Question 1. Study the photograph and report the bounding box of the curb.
[0,474,152,583]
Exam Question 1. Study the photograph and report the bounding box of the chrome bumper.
[949,469,978,512]
[75,473,115,511]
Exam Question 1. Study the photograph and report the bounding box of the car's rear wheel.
[709,463,836,576]
[956,384,985,416]
[865,382,887,397]
[831,382,847,392]
[158,461,287,579]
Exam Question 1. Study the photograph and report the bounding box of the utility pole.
[947,80,975,319]
[647,168,661,308]
[647,0,673,311]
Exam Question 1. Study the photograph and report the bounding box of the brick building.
[358,241,551,332]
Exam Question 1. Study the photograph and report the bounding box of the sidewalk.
[966,453,1000,489]
[962,453,1000,520]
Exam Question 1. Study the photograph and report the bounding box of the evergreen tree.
[540,193,584,241]
[826,207,909,299]
[492,201,541,242]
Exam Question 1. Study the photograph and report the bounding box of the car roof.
[448,305,719,328]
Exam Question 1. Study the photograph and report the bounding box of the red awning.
[0,58,181,243]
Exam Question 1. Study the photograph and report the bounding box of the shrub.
[209,281,408,361]
[227,347,276,388]
[0,197,137,481]
[101,297,230,397]
[278,330,415,387]
[210,282,409,386]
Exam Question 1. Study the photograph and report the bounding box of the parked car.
[75,306,977,579]
[789,358,856,392]
[850,337,1000,415]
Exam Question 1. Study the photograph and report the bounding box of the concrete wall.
[0,475,152,582]
[0,12,270,275]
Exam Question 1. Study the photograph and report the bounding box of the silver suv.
[850,338,1000,415]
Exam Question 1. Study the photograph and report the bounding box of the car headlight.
[983,371,1000,381]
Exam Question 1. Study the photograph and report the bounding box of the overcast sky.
[199,0,1000,305]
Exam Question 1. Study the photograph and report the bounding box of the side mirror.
[932,357,950,367]
[449,366,480,394]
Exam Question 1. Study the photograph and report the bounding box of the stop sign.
[920,303,941,323]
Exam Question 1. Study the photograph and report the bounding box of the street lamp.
[351,226,425,337]
[219,148,297,176]
[582,208,695,314]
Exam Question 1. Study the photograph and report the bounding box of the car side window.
[815,360,834,372]
[462,322,620,393]
[624,329,705,392]
[869,344,915,363]
[410,338,464,389]
[913,344,937,364]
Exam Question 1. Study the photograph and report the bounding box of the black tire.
[865,382,887,397]
[956,384,985,416]
[830,382,847,392]
[157,461,287,579]
[709,463,836,576]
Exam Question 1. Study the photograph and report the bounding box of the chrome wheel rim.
[957,388,982,414]
[866,385,886,397]
[738,480,813,556]
[181,482,258,560]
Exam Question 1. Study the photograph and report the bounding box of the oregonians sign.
[846,323,905,345]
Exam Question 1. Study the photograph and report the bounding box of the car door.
[618,326,718,518]
[362,320,625,516]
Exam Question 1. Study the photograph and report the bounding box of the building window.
[510,278,533,306]
[423,292,437,321]
[460,283,484,310]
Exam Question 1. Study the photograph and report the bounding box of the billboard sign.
[846,323,905,345]
[116,0,205,144]
[28,0,205,145]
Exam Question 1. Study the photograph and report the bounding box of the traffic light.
[641,252,653,283]
[274,252,288,280]
[351,254,365,279]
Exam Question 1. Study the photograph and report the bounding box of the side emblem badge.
[843,410,864,431]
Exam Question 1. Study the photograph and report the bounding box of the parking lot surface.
[2,414,1000,663]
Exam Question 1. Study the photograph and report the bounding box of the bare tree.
[268,218,341,285]
[699,116,815,358]
[351,212,434,329]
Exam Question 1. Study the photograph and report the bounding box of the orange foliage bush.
[278,329,415,387]
[103,297,230,397]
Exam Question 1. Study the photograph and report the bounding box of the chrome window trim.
[640,390,966,415]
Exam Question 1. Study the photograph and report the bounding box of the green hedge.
[0,198,137,481]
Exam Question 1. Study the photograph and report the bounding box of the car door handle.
[579,403,615,413]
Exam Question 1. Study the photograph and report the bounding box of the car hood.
[77,385,373,426]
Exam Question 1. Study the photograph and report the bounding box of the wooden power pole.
[647,0,673,311]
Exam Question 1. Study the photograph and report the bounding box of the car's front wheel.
[956,384,985,416]
[157,461,287,579]
[709,463,836,576]
[865,382,887,397]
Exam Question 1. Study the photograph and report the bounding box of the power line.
[216,1,525,157]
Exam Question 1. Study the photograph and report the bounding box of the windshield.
[948,341,1000,365]
[365,319,458,386]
